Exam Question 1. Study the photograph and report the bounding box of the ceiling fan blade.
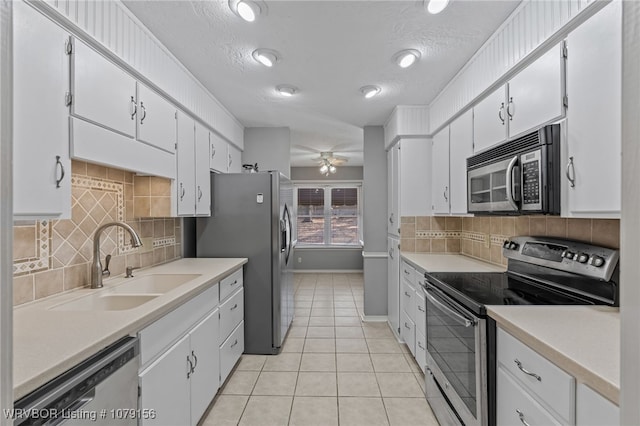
[292,144,321,154]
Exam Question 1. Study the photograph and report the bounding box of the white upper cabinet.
[71,38,137,138]
[384,106,430,149]
[431,127,450,215]
[387,144,400,236]
[564,0,621,218]
[473,86,507,153]
[507,43,565,138]
[228,144,242,174]
[176,112,196,216]
[449,110,474,215]
[13,2,71,219]
[137,83,177,154]
[195,123,211,216]
[210,131,228,173]
[399,138,431,217]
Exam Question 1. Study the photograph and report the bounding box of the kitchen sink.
[110,274,200,294]
[51,294,159,311]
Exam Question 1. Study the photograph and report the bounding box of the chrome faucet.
[91,222,143,288]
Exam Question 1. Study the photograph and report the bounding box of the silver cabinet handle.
[197,185,203,201]
[231,279,239,286]
[389,213,394,224]
[211,144,216,159]
[417,305,425,312]
[516,409,531,426]
[229,154,232,167]
[130,96,137,120]
[507,96,514,120]
[417,341,425,350]
[179,182,185,201]
[139,101,146,124]
[514,359,542,381]
[566,156,576,188]
[404,291,411,297]
[186,355,194,378]
[404,269,410,275]
[55,155,65,188]
[404,322,411,329]
[191,350,198,370]
[498,102,505,125]
[231,339,239,348]
[443,186,448,202]
[230,303,238,311]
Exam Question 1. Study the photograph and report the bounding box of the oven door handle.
[505,155,519,211]
[424,286,476,328]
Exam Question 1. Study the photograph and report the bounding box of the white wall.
[291,166,363,181]
[243,127,291,178]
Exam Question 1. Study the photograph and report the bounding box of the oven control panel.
[502,236,619,281]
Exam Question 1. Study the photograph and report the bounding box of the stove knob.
[563,250,576,260]
[508,242,519,250]
[503,240,511,249]
[589,255,605,267]
[577,253,589,263]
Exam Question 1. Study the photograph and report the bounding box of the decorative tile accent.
[416,231,461,239]
[461,231,484,242]
[13,221,50,275]
[490,234,509,246]
[153,237,176,248]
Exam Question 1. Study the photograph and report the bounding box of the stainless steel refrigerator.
[194,172,294,355]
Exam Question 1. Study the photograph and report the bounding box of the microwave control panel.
[521,150,542,209]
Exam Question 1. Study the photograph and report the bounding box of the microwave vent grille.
[468,130,541,168]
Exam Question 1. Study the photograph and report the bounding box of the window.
[295,185,361,246]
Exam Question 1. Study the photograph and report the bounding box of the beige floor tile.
[300,353,336,372]
[414,371,426,395]
[383,397,439,425]
[366,339,404,354]
[404,353,422,372]
[338,397,389,426]
[335,326,365,339]
[312,300,334,308]
[310,308,334,317]
[399,343,411,354]
[236,355,267,371]
[252,371,298,396]
[296,300,312,308]
[336,353,374,372]
[292,316,309,326]
[304,338,336,353]
[376,373,424,397]
[295,372,337,396]
[363,325,395,339]
[333,296,354,302]
[200,395,248,426]
[287,326,307,338]
[335,316,362,326]
[334,301,356,308]
[289,397,339,426]
[336,338,369,353]
[306,326,335,338]
[238,395,292,426]
[308,316,335,326]
[294,308,311,317]
[337,372,381,397]
[282,337,305,353]
[335,308,360,317]
[370,354,412,372]
[262,352,302,371]
[220,371,259,395]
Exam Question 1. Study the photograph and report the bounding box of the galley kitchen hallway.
[200,273,438,426]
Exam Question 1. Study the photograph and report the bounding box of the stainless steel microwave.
[467,124,561,215]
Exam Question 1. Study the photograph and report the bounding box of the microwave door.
[467,155,520,213]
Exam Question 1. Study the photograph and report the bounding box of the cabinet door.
[176,112,196,216]
[189,309,220,425]
[228,144,242,173]
[195,123,211,216]
[399,138,431,216]
[137,83,177,153]
[387,237,400,336]
[431,127,450,215]
[13,2,71,219]
[565,0,621,217]
[71,38,136,137]
[139,334,191,426]
[210,131,228,173]
[473,86,507,153]
[387,144,400,236]
[576,383,619,426]
[507,43,564,138]
[449,110,473,215]
[387,149,395,235]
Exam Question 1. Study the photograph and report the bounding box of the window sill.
[295,245,364,250]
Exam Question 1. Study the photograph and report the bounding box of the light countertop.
[401,252,506,273]
[488,305,620,405]
[13,258,247,400]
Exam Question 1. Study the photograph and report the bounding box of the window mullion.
[324,187,331,245]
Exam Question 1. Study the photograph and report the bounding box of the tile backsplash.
[401,216,620,266]
[13,160,182,306]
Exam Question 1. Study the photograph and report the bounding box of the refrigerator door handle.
[280,219,287,253]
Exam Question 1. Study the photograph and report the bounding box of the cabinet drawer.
[139,284,218,368]
[219,287,244,342]
[497,328,574,423]
[401,310,415,356]
[401,280,416,321]
[401,261,416,283]
[220,268,243,302]
[497,367,562,426]
[415,288,426,336]
[415,329,426,374]
[220,321,244,385]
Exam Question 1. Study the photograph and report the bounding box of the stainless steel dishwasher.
[14,337,139,426]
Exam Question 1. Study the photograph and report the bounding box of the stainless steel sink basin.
[52,294,159,311]
[111,274,200,294]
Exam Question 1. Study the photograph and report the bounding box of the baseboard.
[293,269,364,274]
[360,315,388,322]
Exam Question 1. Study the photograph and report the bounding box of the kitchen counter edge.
[401,252,506,273]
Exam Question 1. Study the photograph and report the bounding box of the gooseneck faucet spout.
[91,222,143,288]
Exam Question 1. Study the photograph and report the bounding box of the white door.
[137,83,177,153]
[210,131,228,173]
[71,38,137,137]
[139,335,191,426]
[188,309,220,425]
[473,86,507,153]
[176,112,196,216]
[449,110,474,215]
[565,0,621,217]
[228,144,242,173]
[387,237,400,337]
[13,2,71,219]
[195,123,211,216]
[507,43,564,138]
[431,127,450,215]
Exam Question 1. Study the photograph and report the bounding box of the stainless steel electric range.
[420,236,619,426]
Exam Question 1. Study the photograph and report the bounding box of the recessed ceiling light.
[231,0,260,22]
[276,84,298,97]
[252,49,280,67]
[394,49,421,68]
[360,85,381,99]
[426,0,450,14]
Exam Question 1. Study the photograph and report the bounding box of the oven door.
[468,155,520,214]
[424,284,487,426]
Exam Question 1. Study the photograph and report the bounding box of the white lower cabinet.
[576,383,619,426]
[220,321,245,385]
[219,284,245,386]
[188,309,220,423]
[387,237,400,337]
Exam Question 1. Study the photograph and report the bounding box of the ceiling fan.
[314,152,347,176]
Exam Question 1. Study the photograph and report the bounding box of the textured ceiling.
[123,0,521,166]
